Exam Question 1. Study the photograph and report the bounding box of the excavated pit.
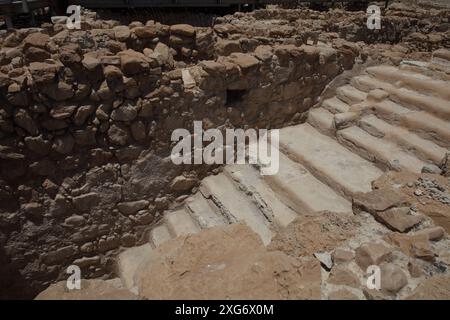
[0,3,449,299]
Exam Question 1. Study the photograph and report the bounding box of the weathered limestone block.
[133,25,157,39]
[170,24,195,38]
[214,39,242,56]
[113,25,131,42]
[118,49,150,76]
[28,61,62,84]
[355,242,392,270]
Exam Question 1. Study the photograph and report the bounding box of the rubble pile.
[218,4,449,52]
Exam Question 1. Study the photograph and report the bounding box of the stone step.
[351,75,450,121]
[401,60,450,82]
[366,65,450,100]
[321,97,351,114]
[337,126,426,173]
[336,85,367,105]
[429,63,450,79]
[149,223,172,248]
[351,75,388,93]
[116,244,153,290]
[200,173,273,245]
[391,88,450,121]
[184,192,227,229]
[400,112,450,150]
[433,49,450,64]
[358,114,448,165]
[431,55,450,75]
[223,164,299,228]
[164,207,200,238]
[333,111,360,130]
[307,107,335,136]
[279,123,382,199]
[375,100,450,148]
[262,151,352,215]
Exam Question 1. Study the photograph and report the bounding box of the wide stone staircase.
[117,53,450,292]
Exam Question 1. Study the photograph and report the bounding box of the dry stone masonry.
[0,3,449,299]
[114,48,450,300]
[0,7,358,298]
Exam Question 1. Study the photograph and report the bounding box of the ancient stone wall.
[217,6,449,49]
[1,3,447,298]
[0,9,358,298]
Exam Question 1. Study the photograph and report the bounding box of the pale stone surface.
[380,263,408,295]
[384,233,434,261]
[328,267,360,288]
[135,224,322,300]
[279,123,383,197]
[332,248,355,263]
[355,242,392,270]
[407,274,450,300]
[35,279,137,300]
[375,207,422,232]
[117,244,153,290]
